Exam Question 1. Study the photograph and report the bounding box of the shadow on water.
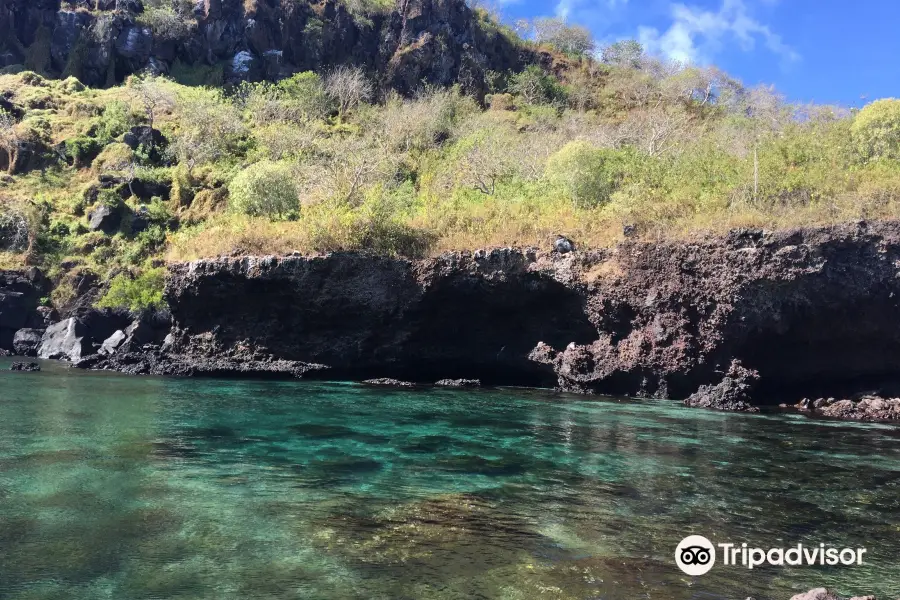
[1,358,899,599]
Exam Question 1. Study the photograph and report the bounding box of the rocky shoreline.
[5,220,900,423]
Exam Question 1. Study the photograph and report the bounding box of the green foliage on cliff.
[2,18,900,314]
[96,267,166,312]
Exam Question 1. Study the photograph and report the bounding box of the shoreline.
[4,219,900,423]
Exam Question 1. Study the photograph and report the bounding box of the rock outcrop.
[38,317,92,361]
[683,360,760,412]
[13,218,895,422]
[0,268,50,352]
[12,327,44,356]
[0,0,526,95]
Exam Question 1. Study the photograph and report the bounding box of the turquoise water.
[1,359,899,600]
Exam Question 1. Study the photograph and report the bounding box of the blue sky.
[496,0,900,107]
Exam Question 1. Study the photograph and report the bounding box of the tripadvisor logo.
[675,536,867,576]
[676,535,716,575]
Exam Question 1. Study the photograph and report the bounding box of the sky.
[495,0,900,107]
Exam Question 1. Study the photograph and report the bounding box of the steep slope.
[0,0,525,94]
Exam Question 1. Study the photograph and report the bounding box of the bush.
[92,143,135,176]
[228,161,299,219]
[94,101,135,143]
[241,72,332,125]
[852,99,900,162]
[508,66,567,106]
[96,267,166,312]
[545,141,627,208]
[65,135,104,168]
[380,87,479,153]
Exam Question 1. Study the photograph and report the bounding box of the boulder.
[554,235,575,254]
[29,306,60,328]
[10,361,40,372]
[13,328,44,356]
[684,360,761,412]
[99,330,127,355]
[38,318,92,362]
[88,204,125,234]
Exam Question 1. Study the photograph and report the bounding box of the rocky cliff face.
[0,268,50,353]
[0,0,525,94]
[75,220,900,418]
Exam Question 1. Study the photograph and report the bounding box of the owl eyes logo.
[680,545,712,565]
[675,535,716,575]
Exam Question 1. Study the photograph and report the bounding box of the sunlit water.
[1,358,899,600]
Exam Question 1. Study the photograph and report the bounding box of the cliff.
[0,0,526,94]
[61,220,900,418]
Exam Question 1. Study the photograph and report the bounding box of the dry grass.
[0,252,25,270]
[166,192,900,262]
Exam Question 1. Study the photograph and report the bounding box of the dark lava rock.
[30,306,60,328]
[1,269,48,352]
[12,328,44,356]
[70,220,900,423]
[435,379,481,388]
[363,378,416,388]
[684,360,760,412]
[88,204,125,234]
[0,0,529,94]
[38,318,92,362]
[10,361,40,372]
[811,395,900,422]
[554,235,575,254]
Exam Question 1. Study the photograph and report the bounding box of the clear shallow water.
[1,359,899,600]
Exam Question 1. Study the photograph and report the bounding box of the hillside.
[2,0,900,314]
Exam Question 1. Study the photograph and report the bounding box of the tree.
[324,66,373,119]
[852,98,900,162]
[532,17,595,57]
[601,40,644,68]
[128,74,176,131]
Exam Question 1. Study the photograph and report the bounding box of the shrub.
[96,267,166,312]
[852,99,900,162]
[379,87,479,153]
[92,142,135,175]
[545,141,627,208]
[172,88,246,171]
[65,135,104,168]
[241,72,332,125]
[228,161,299,219]
[508,66,567,106]
[94,101,135,143]
[0,205,30,251]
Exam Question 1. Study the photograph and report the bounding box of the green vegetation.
[96,267,166,312]
[2,16,900,313]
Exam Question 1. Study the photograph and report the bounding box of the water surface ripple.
[1,359,898,599]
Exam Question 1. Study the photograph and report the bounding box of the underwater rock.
[788,589,877,600]
[362,378,416,388]
[10,361,40,372]
[435,378,481,387]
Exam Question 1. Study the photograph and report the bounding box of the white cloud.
[638,0,799,65]
[556,0,628,21]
